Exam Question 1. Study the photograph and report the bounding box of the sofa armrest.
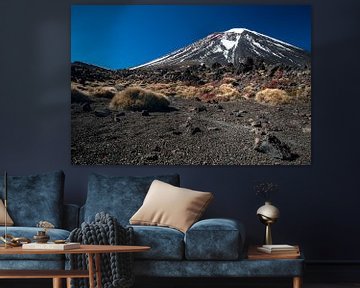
[63,204,80,231]
[184,218,245,260]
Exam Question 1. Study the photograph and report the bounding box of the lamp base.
[265,223,272,245]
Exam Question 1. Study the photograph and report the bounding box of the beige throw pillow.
[130,180,213,233]
[0,199,14,226]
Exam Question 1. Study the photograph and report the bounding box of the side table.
[247,245,303,288]
[0,244,150,288]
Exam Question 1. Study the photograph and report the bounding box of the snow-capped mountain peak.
[225,28,247,34]
[132,28,310,69]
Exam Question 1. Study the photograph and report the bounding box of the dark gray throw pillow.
[0,170,64,227]
[84,173,180,225]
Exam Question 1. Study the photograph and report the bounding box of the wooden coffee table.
[0,244,150,288]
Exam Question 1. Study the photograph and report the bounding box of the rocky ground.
[71,62,311,165]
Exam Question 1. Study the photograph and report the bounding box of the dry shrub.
[174,85,199,98]
[287,85,311,103]
[71,85,90,103]
[216,84,241,100]
[148,83,171,90]
[171,84,216,101]
[109,87,170,111]
[170,83,240,102]
[221,77,237,84]
[242,85,256,99]
[92,86,117,99]
[255,88,291,105]
[132,82,241,103]
[196,84,215,101]
[147,83,176,96]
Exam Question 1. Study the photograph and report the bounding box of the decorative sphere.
[256,202,280,224]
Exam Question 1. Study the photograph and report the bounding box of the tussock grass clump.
[71,85,90,103]
[109,87,170,111]
[216,84,241,100]
[164,83,241,102]
[147,83,177,96]
[92,86,117,99]
[242,85,256,99]
[174,85,199,98]
[255,88,291,105]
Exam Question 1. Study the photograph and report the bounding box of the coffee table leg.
[95,253,102,288]
[66,277,72,288]
[88,253,95,288]
[293,276,302,288]
[52,278,62,288]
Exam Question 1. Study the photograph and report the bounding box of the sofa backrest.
[82,173,180,226]
[0,170,65,228]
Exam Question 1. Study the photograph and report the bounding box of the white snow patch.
[131,53,171,69]
[249,38,272,53]
[223,50,229,59]
[272,52,281,58]
[272,41,293,51]
[213,46,223,53]
[225,28,302,50]
[221,39,236,50]
[249,30,301,50]
[226,28,247,34]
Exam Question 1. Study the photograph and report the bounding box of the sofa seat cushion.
[0,171,64,227]
[185,218,245,260]
[0,227,70,261]
[130,225,184,260]
[84,174,180,226]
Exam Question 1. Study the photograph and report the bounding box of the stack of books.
[248,244,300,260]
[257,244,299,254]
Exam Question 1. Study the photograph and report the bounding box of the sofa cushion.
[130,225,184,260]
[185,218,245,260]
[0,171,64,227]
[84,174,180,225]
[0,227,70,261]
[130,180,213,233]
[0,199,14,226]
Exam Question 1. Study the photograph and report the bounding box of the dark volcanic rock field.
[71,94,311,165]
[71,58,311,165]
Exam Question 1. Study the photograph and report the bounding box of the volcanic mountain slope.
[133,28,310,69]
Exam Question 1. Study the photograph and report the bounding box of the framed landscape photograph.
[71,5,311,165]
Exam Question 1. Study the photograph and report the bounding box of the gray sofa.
[81,173,304,281]
[0,171,78,270]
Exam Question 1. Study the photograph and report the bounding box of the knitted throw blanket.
[68,212,135,288]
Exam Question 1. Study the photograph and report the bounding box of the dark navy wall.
[0,0,359,262]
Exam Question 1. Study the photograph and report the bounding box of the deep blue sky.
[71,5,311,69]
